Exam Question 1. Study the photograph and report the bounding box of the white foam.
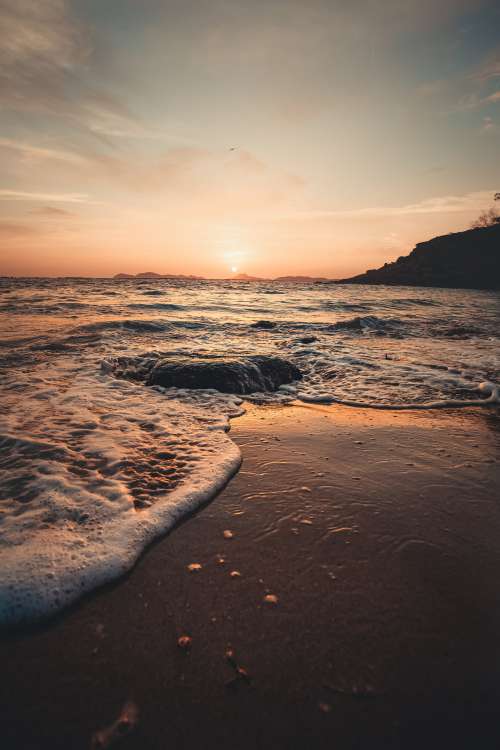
[296,381,499,410]
[0,368,242,626]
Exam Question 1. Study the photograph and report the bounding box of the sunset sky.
[1,0,499,278]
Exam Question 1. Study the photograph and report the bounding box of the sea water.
[1,277,499,624]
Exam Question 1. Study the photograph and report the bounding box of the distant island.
[338,223,500,290]
[114,272,204,280]
[113,271,328,282]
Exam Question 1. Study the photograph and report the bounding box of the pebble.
[177,635,192,650]
[263,594,278,605]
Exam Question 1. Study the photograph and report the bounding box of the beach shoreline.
[2,402,500,749]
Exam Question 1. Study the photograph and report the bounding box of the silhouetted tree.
[471,193,500,228]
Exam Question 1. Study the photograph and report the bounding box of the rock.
[437,324,481,338]
[177,635,192,650]
[250,320,277,329]
[263,593,278,604]
[147,355,301,394]
[338,223,500,290]
[297,335,318,344]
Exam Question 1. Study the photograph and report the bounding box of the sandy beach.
[1,402,499,749]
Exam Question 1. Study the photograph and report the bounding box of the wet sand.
[1,403,500,750]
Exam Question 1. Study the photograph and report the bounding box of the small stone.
[187,563,202,572]
[263,594,278,605]
[223,530,234,539]
[230,570,241,578]
[177,635,192,650]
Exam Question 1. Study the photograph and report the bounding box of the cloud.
[29,205,75,217]
[471,50,500,83]
[480,116,498,133]
[453,90,500,111]
[0,221,39,238]
[0,0,141,138]
[484,91,500,104]
[0,0,87,111]
[279,190,496,221]
[0,190,89,203]
[0,137,87,165]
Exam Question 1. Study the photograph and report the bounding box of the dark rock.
[328,316,395,333]
[437,325,481,338]
[147,355,301,394]
[250,320,277,329]
[338,223,500,290]
[297,335,318,344]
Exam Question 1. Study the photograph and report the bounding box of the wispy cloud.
[453,90,500,111]
[0,137,87,165]
[480,116,498,133]
[0,0,141,138]
[0,221,39,238]
[0,190,89,203]
[29,205,76,217]
[483,91,500,104]
[470,50,500,83]
[280,191,496,221]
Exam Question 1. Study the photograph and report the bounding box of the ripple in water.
[0,277,498,624]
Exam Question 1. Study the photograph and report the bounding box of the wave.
[296,381,499,410]
[322,301,371,312]
[128,303,183,311]
[0,277,498,626]
[0,373,243,626]
[77,319,172,334]
[326,315,404,334]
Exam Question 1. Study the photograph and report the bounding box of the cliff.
[339,223,500,290]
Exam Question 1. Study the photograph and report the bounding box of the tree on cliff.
[471,193,500,228]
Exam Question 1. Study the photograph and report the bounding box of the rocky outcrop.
[147,355,302,394]
[339,223,500,290]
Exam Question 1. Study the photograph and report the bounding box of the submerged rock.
[437,324,481,339]
[297,335,318,344]
[250,320,277,329]
[147,355,301,394]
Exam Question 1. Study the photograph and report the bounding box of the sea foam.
[0,369,242,625]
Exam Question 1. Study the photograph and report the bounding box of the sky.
[0,0,499,278]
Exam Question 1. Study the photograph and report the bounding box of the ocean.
[1,277,499,625]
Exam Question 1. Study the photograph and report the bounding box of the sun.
[231,266,238,273]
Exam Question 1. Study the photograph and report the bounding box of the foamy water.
[0,277,499,624]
